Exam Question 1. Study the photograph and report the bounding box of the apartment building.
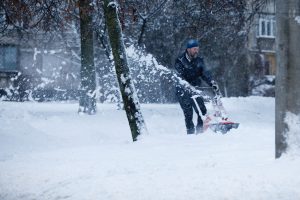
[248,0,276,77]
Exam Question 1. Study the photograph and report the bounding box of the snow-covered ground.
[0,97,300,200]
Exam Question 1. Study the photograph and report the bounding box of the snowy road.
[1,97,300,200]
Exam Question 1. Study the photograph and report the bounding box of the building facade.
[0,27,81,101]
[248,0,276,77]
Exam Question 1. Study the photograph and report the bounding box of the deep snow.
[0,97,300,200]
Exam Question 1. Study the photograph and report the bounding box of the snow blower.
[191,89,239,134]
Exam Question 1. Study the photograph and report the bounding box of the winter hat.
[186,39,199,49]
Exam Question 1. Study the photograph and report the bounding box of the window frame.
[0,45,18,71]
[257,16,276,38]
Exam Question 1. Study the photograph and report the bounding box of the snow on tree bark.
[103,0,147,141]
[275,0,300,158]
[78,0,97,115]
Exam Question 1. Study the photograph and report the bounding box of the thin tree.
[78,0,97,114]
[131,0,169,46]
[103,0,147,141]
[275,0,300,158]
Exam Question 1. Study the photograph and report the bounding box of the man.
[174,39,219,134]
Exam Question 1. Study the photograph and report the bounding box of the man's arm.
[174,58,185,78]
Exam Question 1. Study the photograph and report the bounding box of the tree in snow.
[275,0,300,158]
[103,0,147,141]
[118,0,271,98]
[78,0,97,114]
[118,0,169,46]
[0,0,276,103]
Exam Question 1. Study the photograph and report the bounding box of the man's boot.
[187,127,195,134]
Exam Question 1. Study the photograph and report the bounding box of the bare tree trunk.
[137,18,147,46]
[103,0,147,141]
[275,0,300,158]
[78,0,96,114]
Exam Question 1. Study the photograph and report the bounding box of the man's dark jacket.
[174,51,213,94]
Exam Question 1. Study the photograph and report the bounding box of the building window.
[0,45,17,71]
[257,16,276,38]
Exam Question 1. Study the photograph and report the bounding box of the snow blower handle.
[210,82,228,120]
[191,95,203,116]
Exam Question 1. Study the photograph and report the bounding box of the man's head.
[186,39,199,59]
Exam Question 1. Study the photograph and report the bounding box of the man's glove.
[211,80,219,92]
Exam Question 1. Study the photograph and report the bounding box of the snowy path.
[1,97,300,200]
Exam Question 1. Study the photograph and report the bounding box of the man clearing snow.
[174,39,219,134]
